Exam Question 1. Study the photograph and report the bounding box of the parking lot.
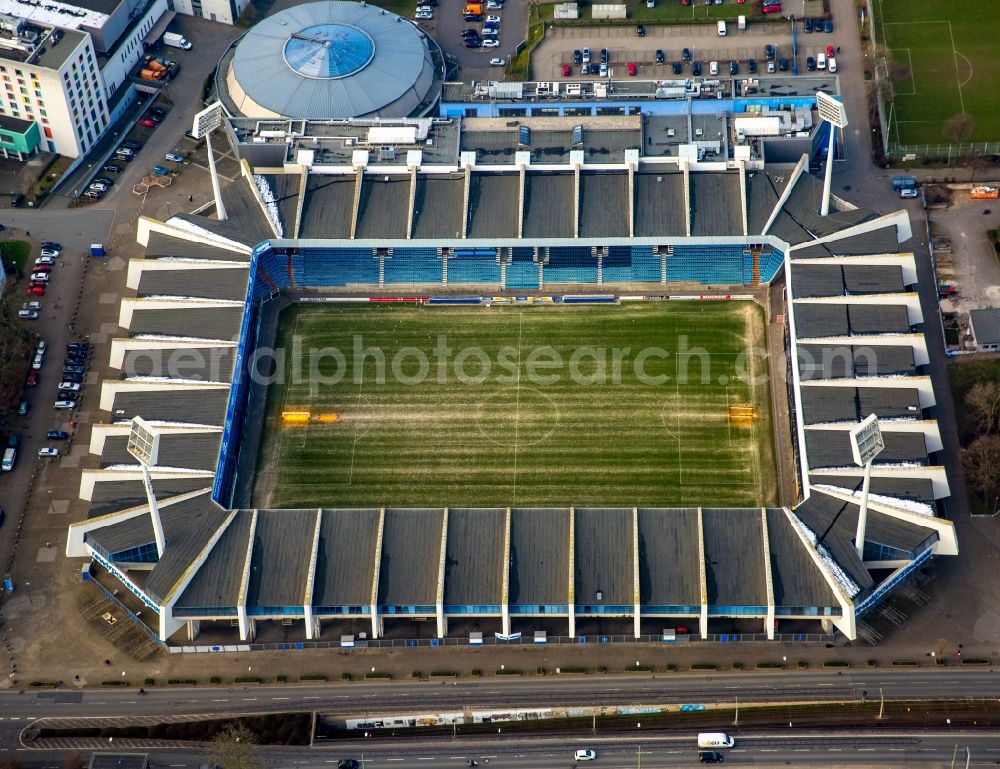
[533,18,843,80]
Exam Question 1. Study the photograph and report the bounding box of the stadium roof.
[67,129,957,645]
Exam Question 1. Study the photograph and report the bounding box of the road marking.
[857,748,876,752]
[211,699,229,703]
[794,749,811,752]
[417,759,435,761]
[273,697,290,700]
[828,748,842,752]
[242,698,258,701]
[386,759,404,762]
[305,696,320,700]
[817,683,835,687]
[760,749,778,752]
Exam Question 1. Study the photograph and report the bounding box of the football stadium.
[66,110,957,651]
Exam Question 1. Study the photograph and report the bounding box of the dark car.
[122,139,143,150]
[57,391,78,402]
[655,49,665,64]
[682,47,692,61]
[149,106,166,118]
[824,18,833,32]
[600,47,609,64]
[103,163,123,174]
[636,23,645,36]
[63,365,85,375]
[806,56,816,71]
[580,62,590,75]
[764,43,775,60]
[747,58,757,73]
[778,56,788,71]
[10,194,23,208]
[0,508,4,527]
[338,761,359,769]
[803,17,812,32]
[672,61,682,74]
[94,176,115,186]
[41,241,63,251]
[699,752,724,764]
[461,28,478,37]
[60,373,83,384]
[573,48,582,64]
[464,36,482,47]
[729,60,738,74]
[692,60,701,76]
[47,431,70,440]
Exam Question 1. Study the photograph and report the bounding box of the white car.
[575,750,597,761]
[35,256,55,266]
[415,11,432,18]
[23,301,41,311]
[489,57,505,66]
[53,400,77,410]
[40,248,60,258]
[486,0,502,8]
[485,14,501,22]
[38,447,60,457]
[710,60,719,76]
[58,382,81,392]
[827,56,837,73]
[30,272,50,282]
[18,309,39,319]
[32,354,44,370]
[37,340,47,353]
[899,188,918,199]
[482,38,500,48]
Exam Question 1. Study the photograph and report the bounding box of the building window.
[43,127,52,138]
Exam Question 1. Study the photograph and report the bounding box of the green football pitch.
[252,302,777,509]
[873,0,1000,145]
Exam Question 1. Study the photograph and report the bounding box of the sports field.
[252,302,777,509]
[873,0,1000,145]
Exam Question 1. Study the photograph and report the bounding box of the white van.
[698,733,735,749]
[816,52,827,70]
[2,448,16,472]
[738,14,746,30]
[828,56,837,73]
[717,20,727,36]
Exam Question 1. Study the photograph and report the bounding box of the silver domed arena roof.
[226,0,442,120]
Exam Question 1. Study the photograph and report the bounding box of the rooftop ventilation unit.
[518,125,530,146]
[571,124,584,145]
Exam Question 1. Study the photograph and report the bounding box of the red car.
[562,64,572,76]
[762,2,781,12]
[680,0,690,5]
[26,370,38,387]
[32,264,51,273]
[627,62,637,76]
[140,117,157,128]
[27,284,44,296]
[825,44,834,57]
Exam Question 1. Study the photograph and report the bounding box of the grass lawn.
[253,302,777,509]
[872,0,1000,145]
[1,240,30,276]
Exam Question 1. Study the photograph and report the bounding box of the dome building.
[224,0,443,120]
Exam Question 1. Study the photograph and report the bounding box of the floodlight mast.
[850,414,885,561]
[192,102,228,221]
[815,92,848,217]
[127,417,167,558]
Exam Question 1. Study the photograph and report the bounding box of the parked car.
[573,49,582,64]
[27,285,44,296]
[60,373,83,384]
[824,18,833,32]
[655,49,665,64]
[94,176,115,186]
[582,47,591,63]
[57,390,78,401]
[828,56,837,73]
[627,62,637,76]
[600,47,609,64]
[26,371,38,387]
[778,57,788,71]
[47,431,70,440]
[803,17,812,32]
[38,447,60,457]
[575,750,597,761]
[140,117,158,128]
[67,341,89,351]
[63,365,85,375]
[938,284,959,297]
[17,401,30,416]
[489,57,506,66]
[89,183,109,193]
[23,301,41,311]
[764,44,775,60]
[40,241,61,251]
[32,264,51,273]
[149,106,166,119]
[17,309,38,319]
[152,165,171,176]
[482,38,499,48]
[806,56,816,71]
[40,248,60,258]
[599,62,608,77]
[562,64,572,76]
[635,23,645,36]
[682,47,692,62]
[762,2,781,12]
[35,256,55,267]
[709,60,719,76]
[748,58,758,73]
[58,382,81,392]
[730,60,738,74]
[899,187,918,199]
[700,752,725,764]
[53,401,76,410]
[122,140,142,150]
[672,61,682,74]
[103,163,123,174]
[30,272,50,282]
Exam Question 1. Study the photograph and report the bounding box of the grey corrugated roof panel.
[413,176,465,239]
[121,347,235,382]
[127,307,245,341]
[858,386,921,418]
[795,227,900,258]
[231,1,438,119]
[356,178,410,240]
[702,508,767,606]
[843,265,905,294]
[635,171,686,237]
[574,508,632,606]
[247,509,317,608]
[690,173,741,237]
[171,213,260,248]
[175,509,254,610]
[848,304,911,334]
[145,496,232,604]
[109,389,230,425]
[782,173,879,239]
[468,174,519,238]
[263,174,301,238]
[100,433,221,472]
[300,175,356,238]
[87,479,210,518]
[970,308,1000,345]
[791,264,844,298]
[314,508,381,607]
[806,430,928,469]
[790,494,872,590]
[637,508,700,606]
[86,492,216,558]
[793,303,849,338]
[808,475,935,504]
[765,508,838,609]
[145,232,249,262]
[797,345,915,380]
[579,173,629,238]
[746,170,789,235]
[768,210,813,246]
[523,173,575,239]
[510,508,569,605]
[136,268,249,302]
[378,508,444,606]
[799,386,859,424]
[443,508,506,606]
[220,181,276,244]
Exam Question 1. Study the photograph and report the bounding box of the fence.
[87,576,164,646]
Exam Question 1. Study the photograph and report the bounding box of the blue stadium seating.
[302,248,379,286]
[543,246,598,285]
[506,249,539,289]
[449,250,501,284]
[667,244,750,284]
[759,248,785,284]
[384,248,443,285]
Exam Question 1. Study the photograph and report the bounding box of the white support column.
[205,131,227,222]
[501,507,512,636]
[436,508,449,639]
[303,509,322,640]
[237,510,259,642]
[855,461,873,561]
[696,507,708,638]
[567,507,576,639]
[139,464,167,559]
[761,509,776,640]
[632,507,641,639]
[820,124,836,217]
[370,508,386,639]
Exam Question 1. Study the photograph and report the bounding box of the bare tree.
[966,381,1000,434]
[206,722,263,769]
[943,112,975,144]
[63,754,85,769]
[962,434,1000,502]
[1,756,24,769]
